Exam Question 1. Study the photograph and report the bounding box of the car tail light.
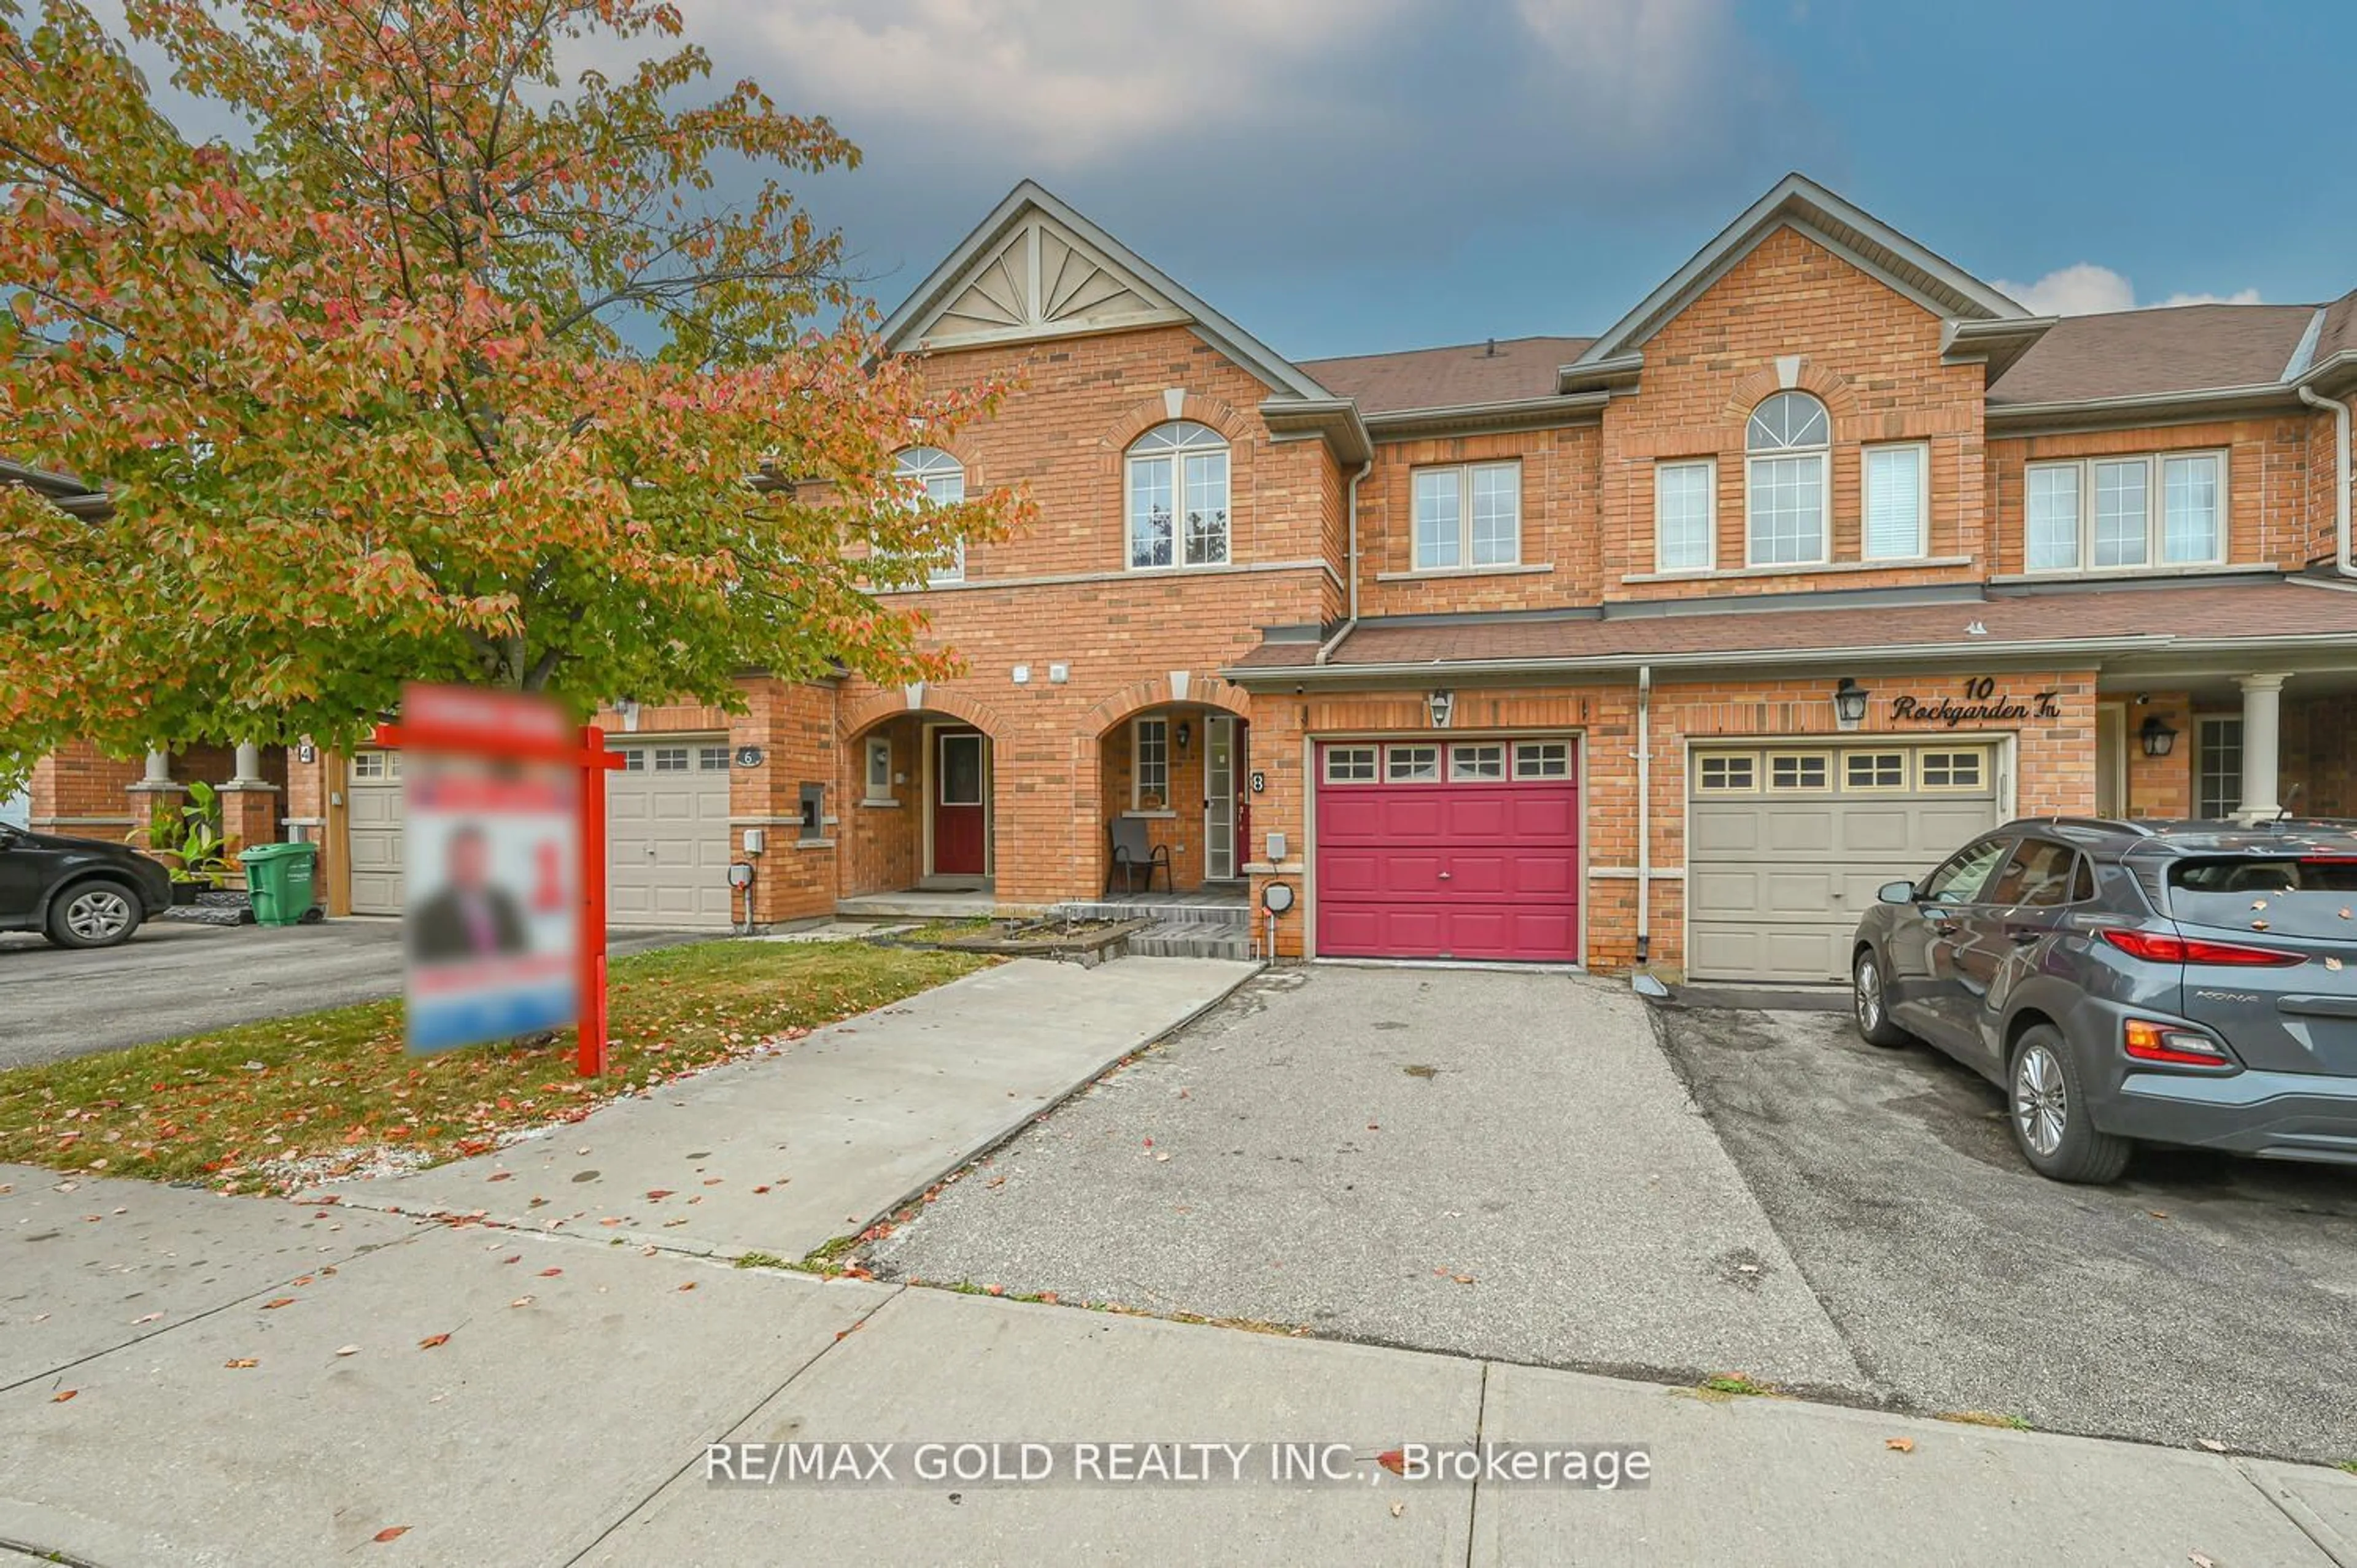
[2123,1019,2236,1068]
[2099,929,2305,967]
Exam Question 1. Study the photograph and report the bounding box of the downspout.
[1315,458,1375,663]
[1635,665,1654,974]
[2296,385,2355,577]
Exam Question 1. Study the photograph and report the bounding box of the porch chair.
[1105,817,1172,896]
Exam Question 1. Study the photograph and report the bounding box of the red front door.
[933,730,987,876]
[1315,738,1580,962]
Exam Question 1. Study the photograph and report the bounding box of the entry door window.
[939,735,984,806]
[2197,717,2242,820]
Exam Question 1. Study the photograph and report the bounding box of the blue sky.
[679,0,2354,359]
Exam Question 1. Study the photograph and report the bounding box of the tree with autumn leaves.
[0,0,1018,777]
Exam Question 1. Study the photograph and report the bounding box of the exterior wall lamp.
[1174,719,1192,752]
[1426,690,1455,730]
[2139,716,2179,758]
[1832,677,1871,730]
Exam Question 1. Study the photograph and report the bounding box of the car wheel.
[2007,1024,2131,1184]
[45,880,142,949]
[1852,946,1910,1048]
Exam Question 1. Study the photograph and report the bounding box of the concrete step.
[1123,918,1255,961]
[1059,900,1248,928]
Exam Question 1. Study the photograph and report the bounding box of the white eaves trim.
[879,180,1332,403]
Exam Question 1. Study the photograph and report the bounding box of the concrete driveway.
[0,919,709,1070]
[1653,1003,2357,1466]
[866,966,1866,1395]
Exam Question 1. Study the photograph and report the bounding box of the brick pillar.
[217,741,281,860]
[125,749,187,852]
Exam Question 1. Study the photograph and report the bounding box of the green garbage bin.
[240,841,319,928]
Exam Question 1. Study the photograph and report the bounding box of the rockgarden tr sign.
[1889,677,2063,728]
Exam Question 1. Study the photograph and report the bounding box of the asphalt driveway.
[0,919,710,1070]
[1653,1003,2357,1466]
[866,966,1866,1395]
[866,965,2357,1467]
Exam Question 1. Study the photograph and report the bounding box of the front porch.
[2097,665,2357,823]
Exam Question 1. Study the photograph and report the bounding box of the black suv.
[1851,817,2357,1183]
[0,822,176,948]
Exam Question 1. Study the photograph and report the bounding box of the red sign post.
[372,685,624,1077]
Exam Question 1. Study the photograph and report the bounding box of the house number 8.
[1250,770,1266,794]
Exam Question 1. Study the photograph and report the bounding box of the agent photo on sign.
[408,820,532,963]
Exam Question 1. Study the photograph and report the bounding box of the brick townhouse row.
[21,173,2357,981]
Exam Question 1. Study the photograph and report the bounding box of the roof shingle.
[1300,336,1592,416]
[1231,581,2357,673]
[1979,305,2313,406]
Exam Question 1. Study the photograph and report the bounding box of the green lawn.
[0,940,990,1194]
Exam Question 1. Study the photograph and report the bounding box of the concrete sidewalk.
[314,956,1261,1259]
[5,1164,2353,1567]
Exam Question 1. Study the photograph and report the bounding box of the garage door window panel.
[1768,752,1830,792]
[1919,749,1985,790]
[1449,743,1505,781]
[1844,751,1909,792]
[1697,753,1759,792]
[1513,741,1571,780]
[1386,745,1440,782]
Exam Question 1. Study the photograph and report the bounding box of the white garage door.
[1687,743,2002,984]
[343,739,735,928]
[347,751,406,915]
[607,740,735,929]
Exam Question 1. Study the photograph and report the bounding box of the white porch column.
[228,741,265,786]
[141,748,172,785]
[2236,673,2289,821]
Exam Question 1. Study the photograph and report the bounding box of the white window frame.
[2022,449,2229,575]
[1131,717,1170,809]
[1126,422,1230,572]
[1842,750,1910,793]
[1448,743,1506,781]
[1767,751,1832,792]
[1744,392,1832,568]
[1652,458,1716,573]
[1918,749,1986,792]
[1323,744,1378,784]
[1695,752,1760,794]
[2197,716,2243,819]
[1861,442,1930,562]
[864,736,894,804]
[893,446,966,587]
[1512,741,1571,780]
[1411,460,1521,571]
[1385,744,1441,782]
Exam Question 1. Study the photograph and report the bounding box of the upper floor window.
[1412,461,1520,571]
[1863,442,1928,560]
[1744,391,1830,567]
[892,446,966,586]
[1127,421,1229,570]
[2024,451,2225,574]
[1654,458,1715,572]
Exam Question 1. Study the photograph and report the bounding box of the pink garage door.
[1314,738,1581,963]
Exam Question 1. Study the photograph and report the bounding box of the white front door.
[1204,716,1237,881]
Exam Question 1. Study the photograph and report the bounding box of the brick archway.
[1082,671,1251,738]
[839,682,1007,742]
[1723,361,1862,426]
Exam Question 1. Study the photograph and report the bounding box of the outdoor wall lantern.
[1427,690,1456,730]
[1832,677,1871,730]
[2139,716,2179,759]
[1174,720,1192,752]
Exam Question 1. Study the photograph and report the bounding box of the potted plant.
[134,780,238,901]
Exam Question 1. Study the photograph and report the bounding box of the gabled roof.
[1569,172,2033,371]
[879,180,1330,401]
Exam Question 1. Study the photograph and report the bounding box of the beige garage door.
[347,751,406,915]
[607,740,735,929]
[1687,743,2002,984]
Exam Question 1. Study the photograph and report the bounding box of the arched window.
[1744,391,1830,567]
[893,446,965,585]
[1126,421,1229,570]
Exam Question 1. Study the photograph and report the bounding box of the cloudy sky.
[675,0,2345,358]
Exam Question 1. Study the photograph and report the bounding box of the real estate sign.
[400,687,581,1054]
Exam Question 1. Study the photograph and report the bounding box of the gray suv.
[1849,817,2357,1183]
